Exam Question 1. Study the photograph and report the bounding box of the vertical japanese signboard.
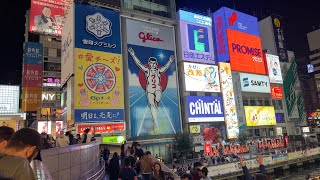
[297,93,305,121]
[271,14,288,62]
[29,0,64,36]
[232,72,245,129]
[178,10,215,64]
[219,63,239,139]
[22,42,43,112]
[283,61,297,117]
[126,18,181,137]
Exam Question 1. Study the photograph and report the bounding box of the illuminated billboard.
[178,10,215,64]
[239,73,270,93]
[38,121,52,134]
[186,96,224,122]
[266,54,283,84]
[184,62,220,92]
[244,106,276,126]
[271,14,288,62]
[189,125,201,134]
[77,122,125,134]
[271,86,283,99]
[212,7,265,74]
[0,85,20,114]
[29,0,64,36]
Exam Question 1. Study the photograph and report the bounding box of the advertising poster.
[23,42,43,65]
[61,2,74,85]
[276,113,285,123]
[271,86,283,99]
[184,62,220,92]
[0,85,20,114]
[240,73,270,93]
[22,64,43,88]
[244,106,276,126]
[74,48,124,122]
[283,61,298,117]
[78,122,125,134]
[189,125,201,134]
[227,29,265,75]
[102,136,125,144]
[266,54,283,84]
[186,96,224,122]
[218,63,239,139]
[37,121,52,134]
[55,121,63,135]
[66,78,73,122]
[29,0,64,36]
[178,10,215,64]
[75,3,121,54]
[21,87,42,112]
[126,19,181,137]
[271,14,288,62]
[232,72,245,128]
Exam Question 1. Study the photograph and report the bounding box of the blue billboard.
[75,109,124,123]
[75,3,121,54]
[23,42,43,64]
[186,96,224,122]
[178,10,212,26]
[212,7,261,63]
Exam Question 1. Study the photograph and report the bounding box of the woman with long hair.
[150,162,165,180]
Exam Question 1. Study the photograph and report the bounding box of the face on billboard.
[179,11,215,64]
[74,48,124,123]
[266,54,283,84]
[186,96,224,122]
[244,106,276,126]
[55,121,63,135]
[240,73,270,93]
[126,19,180,137]
[227,29,265,74]
[184,62,220,92]
[271,86,283,99]
[75,3,121,54]
[29,0,64,36]
[38,121,52,134]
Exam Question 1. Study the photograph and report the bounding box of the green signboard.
[283,61,298,117]
[102,136,125,144]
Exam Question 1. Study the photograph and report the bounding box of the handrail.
[86,160,106,180]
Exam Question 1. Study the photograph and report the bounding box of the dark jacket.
[109,156,120,180]
[242,165,267,180]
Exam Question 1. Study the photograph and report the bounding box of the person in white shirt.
[56,131,69,147]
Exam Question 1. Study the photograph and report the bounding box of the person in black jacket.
[240,155,272,180]
[109,152,120,180]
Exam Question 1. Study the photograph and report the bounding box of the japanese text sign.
[22,65,43,88]
[271,86,283,99]
[184,62,220,92]
[271,14,288,62]
[178,10,215,64]
[75,3,121,54]
[23,42,43,65]
[77,122,125,134]
[74,48,124,122]
[30,0,64,36]
[22,87,42,112]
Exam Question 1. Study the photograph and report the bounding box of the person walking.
[150,162,165,180]
[109,152,120,180]
[55,131,69,147]
[119,158,138,180]
[199,167,211,180]
[140,151,154,180]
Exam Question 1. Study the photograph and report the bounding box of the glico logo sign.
[139,26,163,43]
[231,43,262,62]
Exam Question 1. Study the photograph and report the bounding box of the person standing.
[0,126,14,149]
[150,162,165,180]
[140,151,154,180]
[0,128,41,180]
[127,149,136,167]
[198,167,211,180]
[109,152,120,180]
[56,131,69,147]
[118,158,138,180]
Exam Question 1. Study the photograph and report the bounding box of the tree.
[173,132,193,158]
[237,130,248,146]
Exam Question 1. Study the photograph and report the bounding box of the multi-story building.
[307,28,320,100]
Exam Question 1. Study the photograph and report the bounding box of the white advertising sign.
[240,73,271,93]
[38,121,52,134]
[0,85,20,113]
[232,72,245,127]
[184,62,220,92]
[61,3,75,85]
[266,54,283,84]
[302,127,310,133]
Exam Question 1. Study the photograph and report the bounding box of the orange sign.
[271,86,283,99]
[77,123,125,134]
[21,87,42,111]
[227,29,266,75]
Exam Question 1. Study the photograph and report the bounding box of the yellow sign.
[274,18,281,28]
[75,48,124,110]
[190,125,201,134]
[21,87,42,111]
[244,106,276,126]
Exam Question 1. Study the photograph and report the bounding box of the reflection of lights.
[158,52,165,60]
[117,136,125,143]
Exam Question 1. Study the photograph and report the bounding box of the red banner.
[22,64,43,88]
[78,123,125,134]
[29,0,64,36]
[271,86,283,99]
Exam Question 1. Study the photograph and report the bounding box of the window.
[272,100,278,110]
[257,100,263,106]
[243,99,249,106]
[278,100,283,109]
[204,92,211,96]
[264,99,270,106]
[254,129,260,136]
[57,49,61,57]
[250,99,256,106]
[190,92,197,96]
[44,47,48,56]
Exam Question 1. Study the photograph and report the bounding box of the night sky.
[1,0,319,85]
